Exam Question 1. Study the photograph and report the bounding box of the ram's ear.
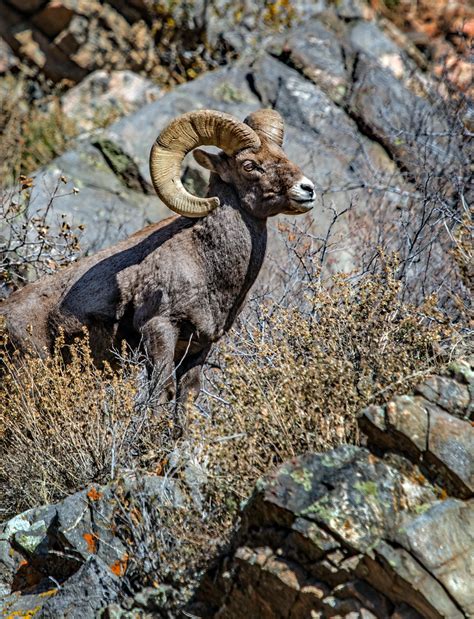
[193,149,223,173]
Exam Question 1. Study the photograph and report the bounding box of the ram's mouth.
[289,198,314,213]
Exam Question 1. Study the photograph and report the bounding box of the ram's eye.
[242,160,257,172]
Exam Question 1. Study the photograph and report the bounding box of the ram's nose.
[289,176,315,210]
[299,180,315,198]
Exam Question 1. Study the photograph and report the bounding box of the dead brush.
[0,332,174,519]
[188,256,460,512]
[0,176,83,295]
[110,256,463,603]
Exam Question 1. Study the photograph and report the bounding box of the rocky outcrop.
[0,0,330,84]
[369,0,473,94]
[61,69,162,133]
[191,359,473,618]
[361,359,473,499]
[0,475,181,618]
[2,0,470,92]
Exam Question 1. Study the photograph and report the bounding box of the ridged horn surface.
[244,109,284,146]
[150,110,261,217]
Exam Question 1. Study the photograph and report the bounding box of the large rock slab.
[61,69,162,133]
[191,445,472,618]
[360,358,474,498]
[25,141,168,252]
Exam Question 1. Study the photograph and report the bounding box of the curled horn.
[150,110,261,217]
[244,109,284,147]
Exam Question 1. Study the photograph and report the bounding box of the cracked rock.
[0,475,181,618]
[360,359,474,498]
[190,445,472,617]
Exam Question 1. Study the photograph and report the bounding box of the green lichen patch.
[213,82,248,103]
[290,468,313,492]
[354,480,379,498]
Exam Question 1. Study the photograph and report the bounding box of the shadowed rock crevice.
[91,137,154,195]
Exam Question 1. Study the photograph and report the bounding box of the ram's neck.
[192,175,267,328]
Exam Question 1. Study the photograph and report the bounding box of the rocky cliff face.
[0,359,472,617]
[191,359,473,618]
[0,0,343,85]
[1,0,471,93]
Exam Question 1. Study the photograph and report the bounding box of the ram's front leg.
[175,345,211,412]
[139,317,178,405]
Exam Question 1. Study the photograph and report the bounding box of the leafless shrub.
[189,257,459,512]
[0,176,83,296]
[102,252,464,608]
[112,477,220,611]
[346,66,472,316]
[0,244,465,608]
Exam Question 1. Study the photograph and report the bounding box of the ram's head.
[150,109,315,219]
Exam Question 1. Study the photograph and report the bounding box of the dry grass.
[0,333,174,518]
[113,258,462,604]
[0,73,78,185]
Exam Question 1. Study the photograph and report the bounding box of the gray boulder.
[0,475,181,618]
[360,358,474,498]
[191,446,472,618]
[61,70,162,133]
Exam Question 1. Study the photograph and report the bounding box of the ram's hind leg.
[139,317,178,405]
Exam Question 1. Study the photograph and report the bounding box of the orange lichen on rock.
[83,532,97,554]
[110,554,128,577]
[87,487,103,501]
[5,606,41,619]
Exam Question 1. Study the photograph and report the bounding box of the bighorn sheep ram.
[1,109,315,404]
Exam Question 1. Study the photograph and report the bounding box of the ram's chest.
[202,226,266,332]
